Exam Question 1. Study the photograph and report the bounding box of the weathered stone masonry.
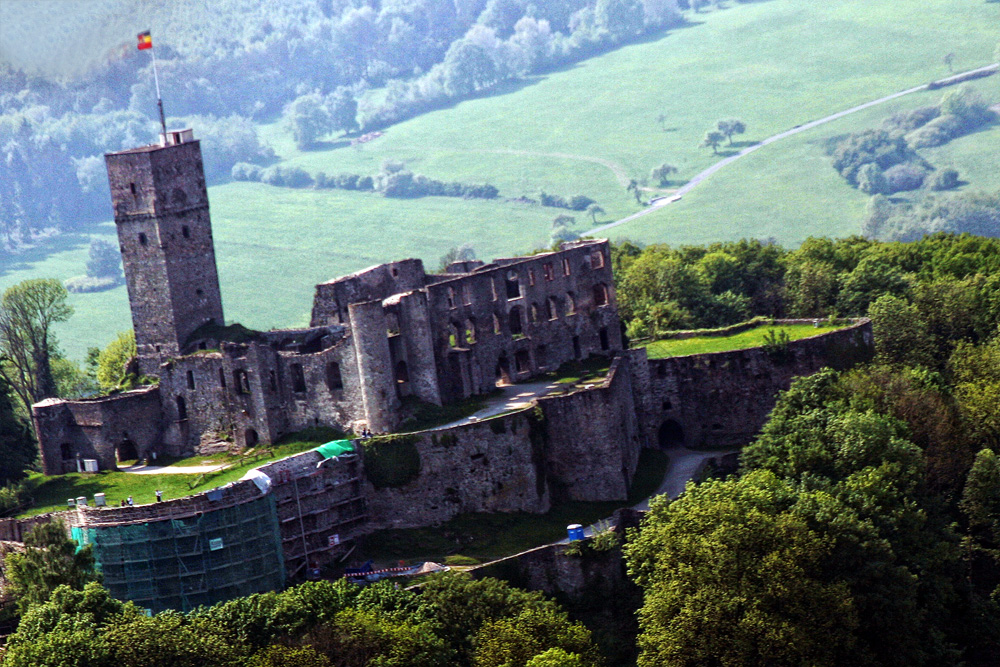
[33,130,620,472]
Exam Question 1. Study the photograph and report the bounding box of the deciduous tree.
[716,118,746,145]
[0,278,73,412]
[2,519,98,613]
[700,130,724,154]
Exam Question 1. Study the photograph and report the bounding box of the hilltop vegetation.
[0,0,682,251]
[2,0,999,359]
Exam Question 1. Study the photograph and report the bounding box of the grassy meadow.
[2,0,998,361]
[641,323,846,359]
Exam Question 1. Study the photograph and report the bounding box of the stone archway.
[495,354,512,386]
[657,420,685,450]
[116,438,139,464]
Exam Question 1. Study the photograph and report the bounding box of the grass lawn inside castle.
[641,322,848,359]
[17,430,337,517]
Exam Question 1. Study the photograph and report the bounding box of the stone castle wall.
[362,355,644,530]
[642,319,874,450]
[537,355,643,501]
[423,241,622,403]
[33,386,163,473]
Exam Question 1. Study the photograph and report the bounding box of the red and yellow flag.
[137,31,152,50]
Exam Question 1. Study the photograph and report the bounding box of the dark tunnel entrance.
[658,420,685,450]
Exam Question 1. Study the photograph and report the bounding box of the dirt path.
[583,62,1000,237]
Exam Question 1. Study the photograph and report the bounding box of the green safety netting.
[314,439,354,459]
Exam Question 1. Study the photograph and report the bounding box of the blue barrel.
[567,524,585,541]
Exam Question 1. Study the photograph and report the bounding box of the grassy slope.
[641,323,844,359]
[3,0,997,360]
[619,74,1000,244]
[19,435,326,517]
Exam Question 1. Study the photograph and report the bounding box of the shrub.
[64,275,120,293]
[884,163,926,193]
[361,435,421,488]
[231,162,263,181]
[928,168,960,191]
[857,163,888,195]
[905,114,964,148]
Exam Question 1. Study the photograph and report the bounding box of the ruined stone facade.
[32,131,621,473]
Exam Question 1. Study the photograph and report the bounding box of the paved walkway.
[434,379,567,430]
[121,463,230,475]
[583,63,1000,237]
[562,446,736,542]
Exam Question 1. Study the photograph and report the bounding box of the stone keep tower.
[106,130,225,374]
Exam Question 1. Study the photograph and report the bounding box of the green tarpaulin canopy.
[314,440,355,459]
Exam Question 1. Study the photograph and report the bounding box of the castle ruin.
[32,130,620,473]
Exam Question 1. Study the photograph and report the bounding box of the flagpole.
[147,41,167,143]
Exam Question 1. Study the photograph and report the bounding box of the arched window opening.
[290,364,306,393]
[219,367,227,389]
[60,443,74,460]
[543,262,554,281]
[326,362,343,391]
[505,270,521,299]
[562,257,571,276]
[395,360,409,384]
[530,303,540,323]
[591,249,606,269]
[547,297,558,320]
[138,232,147,246]
[593,284,609,307]
[528,268,536,286]
[515,350,531,373]
[182,225,190,238]
[493,313,502,335]
[600,327,610,351]
[176,395,188,421]
[464,319,477,345]
[234,370,250,394]
[116,438,138,464]
[245,429,259,447]
[463,285,472,305]
[566,292,576,315]
[509,306,524,336]
[449,322,464,348]
[496,355,512,386]
[186,370,195,390]
[447,287,456,308]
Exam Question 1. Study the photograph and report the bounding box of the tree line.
[1,533,602,667]
[1,1,685,253]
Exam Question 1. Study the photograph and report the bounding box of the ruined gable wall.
[310,259,426,327]
[644,320,874,450]
[33,387,163,474]
[424,241,621,403]
[538,355,643,501]
[159,334,368,451]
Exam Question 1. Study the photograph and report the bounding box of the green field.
[2,0,997,361]
[641,323,845,359]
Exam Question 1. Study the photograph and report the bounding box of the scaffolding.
[72,494,285,613]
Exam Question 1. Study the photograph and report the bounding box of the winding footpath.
[584,63,1000,237]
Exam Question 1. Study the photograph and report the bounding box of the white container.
[94,493,106,507]
[75,496,88,507]
[82,459,99,472]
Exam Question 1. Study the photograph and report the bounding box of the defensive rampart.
[638,319,874,449]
